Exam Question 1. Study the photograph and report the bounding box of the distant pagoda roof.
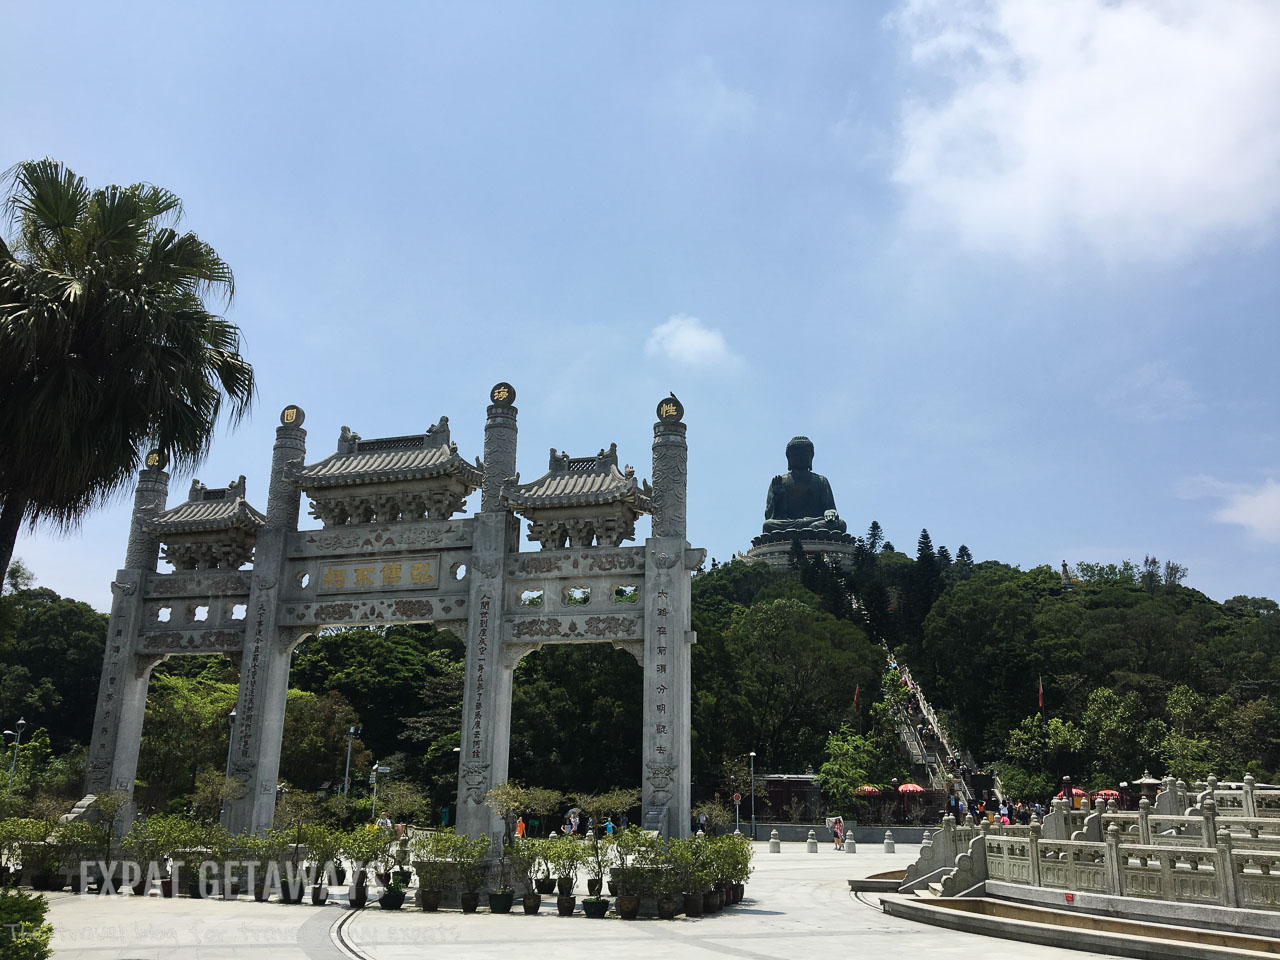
[299,417,483,490]
[502,444,650,511]
[142,476,266,534]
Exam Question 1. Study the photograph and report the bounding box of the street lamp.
[749,751,757,841]
[370,762,391,822]
[5,718,27,796]
[343,725,362,795]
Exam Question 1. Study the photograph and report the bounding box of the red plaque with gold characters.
[656,394,684,422]
[280,405,306,427]
[490,382,516,406]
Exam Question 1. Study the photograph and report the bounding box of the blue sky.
[6,1,1280,610]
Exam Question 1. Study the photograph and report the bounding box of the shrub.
[0,887,53,960]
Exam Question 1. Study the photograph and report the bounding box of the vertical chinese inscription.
[653,587,671,757]
[472,593,491,759]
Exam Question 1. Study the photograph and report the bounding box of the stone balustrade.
[938,818,1280,911]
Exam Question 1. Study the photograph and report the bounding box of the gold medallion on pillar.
[490,382,516,406]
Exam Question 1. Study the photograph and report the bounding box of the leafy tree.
[866,521,884,552]
[292,624,457,761]
[0,159,254,575]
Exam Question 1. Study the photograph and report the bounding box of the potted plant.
[454,834,490,914]
[121,818,162,896]
[146,815,198,898]
[508,837,543,914]
[342,826,386,910]
[378,878,407,910]
[410,828,454,911]
[488,842,516,914]
[652,837,683,920]
[583,831,614,897]
[303,824,341,905]
[545,834,583,914]
[726,833,753,904]
[683,835,714,917]
[611,826,657,921]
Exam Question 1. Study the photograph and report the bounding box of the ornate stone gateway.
[86,385,702,840]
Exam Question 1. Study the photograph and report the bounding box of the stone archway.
[86,385,702,839]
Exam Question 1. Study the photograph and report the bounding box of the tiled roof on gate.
[142,476,266,533]
[502,443,652,510]
[298,416,483,489]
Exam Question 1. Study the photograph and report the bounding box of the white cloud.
[645,314,743,369]
[667,57,756,134]
[891,0,1280,260]
[1180,475,1280,543]
[1098,360,1202,422]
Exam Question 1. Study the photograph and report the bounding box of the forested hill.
[2,536,1278,819]
[761,528,1280,797]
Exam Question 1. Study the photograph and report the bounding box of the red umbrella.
[1055,787,1086,798]
[1094,789,1120,799]
[855,785,883,796]
[898,783,926,793]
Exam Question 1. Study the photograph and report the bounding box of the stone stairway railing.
[903,801,1280,911]
[893,661,975,801]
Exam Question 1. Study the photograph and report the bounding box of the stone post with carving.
[642,395,694,838]
[85,454,170,818]
[456,384,519,847]
[225,406,306,834]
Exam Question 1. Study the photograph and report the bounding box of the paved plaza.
[43,841,1116,960]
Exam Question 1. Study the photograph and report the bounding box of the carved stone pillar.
[641,399,693,838]
[651,397,687,540]
[456,386,518,847]
[225,406,306,834]
[85,459,170,820]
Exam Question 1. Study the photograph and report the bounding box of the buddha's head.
[786,436,815,472]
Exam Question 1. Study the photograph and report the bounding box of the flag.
[853,685,860,713]
[1038,675,1044,709]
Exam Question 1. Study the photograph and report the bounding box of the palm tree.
[0,158,255,575]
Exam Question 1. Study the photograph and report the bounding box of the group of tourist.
[513,813,625,839]
[945,792,1043,825]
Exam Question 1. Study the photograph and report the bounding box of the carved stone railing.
[898,814,977,892]
[941,819,1280,911]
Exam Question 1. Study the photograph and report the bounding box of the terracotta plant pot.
[417,888,442,912]
[460,891,481,914]
[556,895,576,916]
[684,892,704,917]
[732,882,745,903]
[556,877,574,896]
[535,877,556,895]
[489,891,514,914]
[582,897,610,919]
[522,894,542,914]
[657,897,677,920]
[253,883,267,903]
[586,878,602,896]
[348,884,368,909]
[378,887,406,911]
[702,891,718,913]
[616,894,641,920]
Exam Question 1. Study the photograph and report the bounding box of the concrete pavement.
[44,841,1115,960]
